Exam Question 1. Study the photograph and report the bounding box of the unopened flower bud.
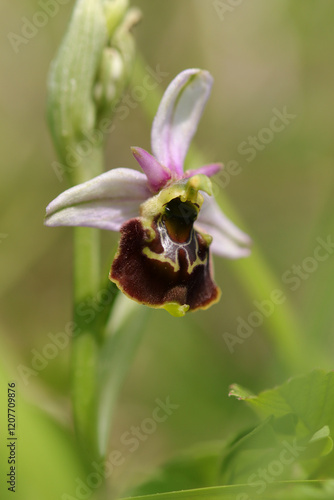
[47,0,140,184]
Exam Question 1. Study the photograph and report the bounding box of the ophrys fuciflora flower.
[45,69,251,316]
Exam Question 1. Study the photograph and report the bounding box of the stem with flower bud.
[47,0,141,468]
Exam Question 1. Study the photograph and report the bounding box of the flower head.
[45,69,251,316]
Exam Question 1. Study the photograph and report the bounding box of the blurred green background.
[1,0,334,498]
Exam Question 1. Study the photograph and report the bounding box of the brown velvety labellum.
[110,212,220,312]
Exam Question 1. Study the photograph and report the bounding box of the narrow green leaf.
[119,480,334,500]
[96,294,149,458]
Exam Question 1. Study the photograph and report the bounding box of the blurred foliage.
[1,0,334,499]
[123,370,334,498]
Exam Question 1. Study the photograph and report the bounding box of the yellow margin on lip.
[109,270,222,317]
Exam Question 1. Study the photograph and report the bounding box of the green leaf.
[228,370,334,482]
[125,441,227,497]
[303,427,333,460]
[228,384,255,400]
[219,417,307,486]
[96,294,149,458]
[126,371,334,497]
[230,370,334,438]
[119,480,334,500]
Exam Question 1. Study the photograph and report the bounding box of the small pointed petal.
[196,194,251,259]
[184,163,223,179]
[131,147,172,192]
[45,168,151,231]
[151,69,213,176]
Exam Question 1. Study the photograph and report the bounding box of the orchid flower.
[45,69,251,317]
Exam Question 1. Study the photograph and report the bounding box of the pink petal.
[45,168,151,231]
[196,223,252,259]
[151,69,213,177]
[196,194,251,259]
[44,200,145,231]
[184,163,223,179]
[131,147,172,192]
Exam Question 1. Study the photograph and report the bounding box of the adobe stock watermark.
[236,438,306,500]
[16,285,118,385]
[51,64,169,182]
[7,0,71,54]
[210,107,296,197]
[212,0,244,21]
[61,397,179,500]
[237,107,296,162]
[223,235,334,353]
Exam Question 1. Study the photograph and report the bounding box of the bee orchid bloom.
[45,69,251,316]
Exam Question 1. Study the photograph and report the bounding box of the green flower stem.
[132,55,306,374]
[71,144,106,186]
[72,226,101,465]
[71,132,104,468]
[72,256,148,465]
